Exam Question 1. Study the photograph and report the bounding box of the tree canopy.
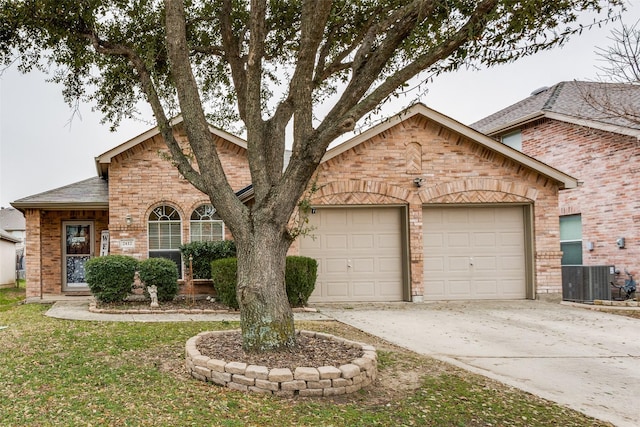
[0,0,624,351]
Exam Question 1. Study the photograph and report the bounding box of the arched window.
[148,205,182,277]
[190,204,225,242]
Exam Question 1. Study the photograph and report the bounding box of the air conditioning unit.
[562,265,614,303]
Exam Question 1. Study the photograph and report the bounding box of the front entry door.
[63,222,94,291]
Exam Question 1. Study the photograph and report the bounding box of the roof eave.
[94,117,248,178]
[10,202,109,212]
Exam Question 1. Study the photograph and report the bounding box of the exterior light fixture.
[413,177,424,187]
[125,214,133,226]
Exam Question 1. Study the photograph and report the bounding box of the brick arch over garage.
[311,180,413,205]
[419,178,538,204]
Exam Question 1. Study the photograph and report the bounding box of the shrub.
[210,256,318,309]
[180,240,237,279]
[286,256,318,307]
[210,258,238,309]
[138,257,179,302]
[85,255,139,303]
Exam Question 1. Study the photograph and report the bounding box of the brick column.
[24,209,41,298]
[408,202,424,301]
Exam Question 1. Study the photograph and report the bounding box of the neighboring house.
[0,229,20,287]
[12,104,576,302]
[472,81,640,283]
[0,207,26,282]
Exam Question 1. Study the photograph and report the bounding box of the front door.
[63,222,94,291]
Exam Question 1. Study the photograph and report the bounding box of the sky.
[1,2,639,208]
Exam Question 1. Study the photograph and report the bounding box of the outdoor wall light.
[413,177,424,187]
[616,237,625,249]
[125,214,133,226]
[586,241,594,251]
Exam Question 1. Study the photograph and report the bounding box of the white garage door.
[300,207,404,302]
[423,206,527,300]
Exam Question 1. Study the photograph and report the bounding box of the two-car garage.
[301,205,529,303]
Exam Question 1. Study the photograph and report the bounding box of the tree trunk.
[235,222,295,353]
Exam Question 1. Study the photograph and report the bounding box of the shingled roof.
[11,177,109,211]
[472,81,640,136]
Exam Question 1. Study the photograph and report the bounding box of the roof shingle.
[472,81,640,135]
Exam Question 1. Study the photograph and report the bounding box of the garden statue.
[148,285,159,308]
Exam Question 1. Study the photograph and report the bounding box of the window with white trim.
[148,205,182,277]
[190,204,225,242]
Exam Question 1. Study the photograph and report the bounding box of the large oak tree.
[0,0,622,352]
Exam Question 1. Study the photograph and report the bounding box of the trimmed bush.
[138,257,179,302]
[210,258,238,309]
[210,256,318,309]
[285,256,318,307]
[180,240,237,279]
[85,255,139,303]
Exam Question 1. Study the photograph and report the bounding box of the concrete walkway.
[45,299,640,426]
[44,300,332,322]
[318,300,640,427]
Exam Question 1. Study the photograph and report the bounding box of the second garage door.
[423,206,527,300]
[300,207,405,303]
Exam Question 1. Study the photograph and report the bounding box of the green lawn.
[0,288,612,426]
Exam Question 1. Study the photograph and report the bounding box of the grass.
[0,287,613,426]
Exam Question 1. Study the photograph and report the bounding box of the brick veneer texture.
[520,118,640,277]
[27,114,565,298]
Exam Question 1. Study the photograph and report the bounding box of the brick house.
[472,81,640,292]
[13,104,576,302]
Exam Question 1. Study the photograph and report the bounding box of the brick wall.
[107,131,250,260]
[25,209,108,297]
[309,114,563,298]
[520,119,640,278]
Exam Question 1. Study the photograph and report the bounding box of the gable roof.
[0,208,25,231]
[11,177,109,211]
[323,103,578,189]
[472,81,640,137]
[94,116,248,178]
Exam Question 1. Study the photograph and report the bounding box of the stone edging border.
[89,301,317,315]
[185,329,377,397]
[593,299,640,307]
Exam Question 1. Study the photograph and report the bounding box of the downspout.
[39,210,43,300]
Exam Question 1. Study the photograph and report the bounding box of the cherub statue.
[148,285,159,308]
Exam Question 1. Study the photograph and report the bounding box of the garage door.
[300,207,404,302]
[423,206,527,300]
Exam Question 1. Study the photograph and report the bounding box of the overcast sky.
[1,2,639,208]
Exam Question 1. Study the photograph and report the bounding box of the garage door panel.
[450,280,472,296]
[325,282,349,298]
[424,232,444,247]
[353,281,375,297]
[474,233,497,247]
[353,258,374,273]
[326,235,348,249]
[449,257,471,272]
[325,258,348,273]
[476,280,498,295]
[352,234,374,249]
[424,257,445,273]
[303,207,404,303]
[379,257,402,273]
[474,256,497,270]
[424,206,526,300]
[378,234,401,249]
[449,233,470,247]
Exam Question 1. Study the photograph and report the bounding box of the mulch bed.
[197,331,364,370]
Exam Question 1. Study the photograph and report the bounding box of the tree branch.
[80,29,207,193]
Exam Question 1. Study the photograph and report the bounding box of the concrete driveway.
[318,300,640,427]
